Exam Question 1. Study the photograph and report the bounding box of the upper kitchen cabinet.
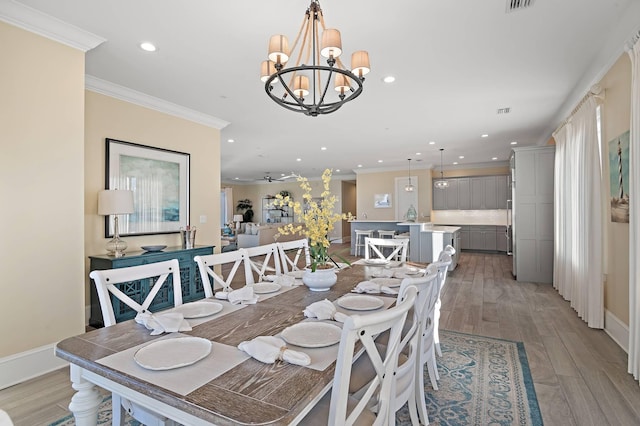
[432,175,508,210]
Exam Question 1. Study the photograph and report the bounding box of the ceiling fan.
[261,172,299,183]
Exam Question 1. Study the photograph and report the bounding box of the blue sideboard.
[88,245,215,327]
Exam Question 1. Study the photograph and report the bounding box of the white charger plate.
[134,337,212,370]
[371,277,402,288]
[337,295,385,311]
[172,301,223,318]
[281,322,342,348]
[285,270,305,279]
[364,259,390,266]
[253,282,282,294]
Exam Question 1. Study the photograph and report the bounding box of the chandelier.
[261,0,370,116]
[405,159,415,192]
[434,148,450,190]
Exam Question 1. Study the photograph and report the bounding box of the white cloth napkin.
[264,274,297,286]
[238,336,311,366]
[352,281,398,295]
[214,286,258,305]
[134,311,192,335]
[303,299,348,323]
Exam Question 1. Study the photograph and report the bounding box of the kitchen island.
[349,220,460,268]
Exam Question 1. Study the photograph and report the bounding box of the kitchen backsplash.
[430,209,508,226]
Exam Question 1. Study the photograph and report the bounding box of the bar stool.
[394,232,411,259]
[354,230,374,257]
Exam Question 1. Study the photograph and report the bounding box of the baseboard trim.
[0,344,68,390]
[604,309,629,353]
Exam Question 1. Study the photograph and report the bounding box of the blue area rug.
[50,331,542,425]
[397,330,543,425]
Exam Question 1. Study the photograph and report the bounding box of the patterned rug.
[50,331,542,426]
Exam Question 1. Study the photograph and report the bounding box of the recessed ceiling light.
[459,156,465,159]
[510,141,518,145]
[378,160,383,163]
[383,76,395,83]
[416,152,422,156]
[139,42,156,52]
[336,169,341,172]
[227,139,235,143]
[481,134,489,138]
[280,173,286,176]
[357,164,363,168]
[428,141,435,145]
[492,157,498,160]
[453,161,458,165]
[321,147,327,151]
[296,158,302,162]
[234,177,240,180]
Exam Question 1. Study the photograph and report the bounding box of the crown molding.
[0,0,105,51]
[86,75,230,130]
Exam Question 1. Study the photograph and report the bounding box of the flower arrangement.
[274,169,352,271]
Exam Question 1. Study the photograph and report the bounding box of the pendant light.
[405,158,414,192]
[434,148,449,189]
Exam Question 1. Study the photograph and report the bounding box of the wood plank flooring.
[1,250,639,425]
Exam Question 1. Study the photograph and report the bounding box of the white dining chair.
[300,286,418,426]
[245,243,282,284]
[433,254,453,358]
[0,409,14,426]
[277,238,311,272]
[349,269,440,425]
[194,249,250,297]
[364,236,409,263]
[438,244,456,260]
[89,259,183,426]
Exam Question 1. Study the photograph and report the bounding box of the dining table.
[55,261,424,426]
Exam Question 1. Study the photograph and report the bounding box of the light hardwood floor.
[2,250,639,425]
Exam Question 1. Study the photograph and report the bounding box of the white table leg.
[68,364,102,426]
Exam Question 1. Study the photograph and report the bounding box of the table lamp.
[233,214,244,232]
[98,189,134,257]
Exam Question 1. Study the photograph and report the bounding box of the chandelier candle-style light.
[434,148,450,190]
[405,158,415,192]
[261,0,370,116]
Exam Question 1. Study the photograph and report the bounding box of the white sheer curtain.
[552,95,604,328]
[627,34,640,381]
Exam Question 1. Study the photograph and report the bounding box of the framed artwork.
[374,193,392,208]
[105,138,190,237]
[608,130,630,223]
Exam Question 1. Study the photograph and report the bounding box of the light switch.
[199,215,207,223]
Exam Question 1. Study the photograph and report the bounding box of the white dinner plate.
[337,295,385,311]
[285,270,305,279]
[371,277,402,288]
[281,322,342,348]
[364,259,390,266]
[172,301,223,319]
[253,282,282,294]
[134,337,212,370]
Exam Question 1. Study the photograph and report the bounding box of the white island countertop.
[423,225,461,233]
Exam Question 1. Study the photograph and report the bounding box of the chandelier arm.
[277,72,308,109]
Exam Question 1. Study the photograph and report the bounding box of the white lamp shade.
[268,34,289,64]
[351,50,370,77]
[260,60,278,83]
[98,190,134,215]
[321,29,342,59]
[233,214,244,222]
[293,75,310,98]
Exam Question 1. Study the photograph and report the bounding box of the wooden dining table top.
[55,263,414,426]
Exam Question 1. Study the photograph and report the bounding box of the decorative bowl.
[141,245,167,252]
[302,266,338,291]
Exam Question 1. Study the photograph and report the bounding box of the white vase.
[302,266,337,291]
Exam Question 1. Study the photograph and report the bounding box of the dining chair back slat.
[194,249,250,297]
[245,243,281,284]
[277,238,310,272]
[89,259,183,327]
[364,237,409,263]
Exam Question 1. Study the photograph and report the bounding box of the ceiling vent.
[506,0,535,13]
[497,107,511,114]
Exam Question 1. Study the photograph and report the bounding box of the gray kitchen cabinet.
[497,175,509,209]
[432,182,446,210]
[468,226,498,251]
[471,176,497,209]
[457,178,471,209]
[458,226,470,250]
[496,226,508,252]
[445,178,459,209]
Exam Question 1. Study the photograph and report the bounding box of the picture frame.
[104,138,190,237]
[374,193,392,208]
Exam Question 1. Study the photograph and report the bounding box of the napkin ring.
[278,345,288,361]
